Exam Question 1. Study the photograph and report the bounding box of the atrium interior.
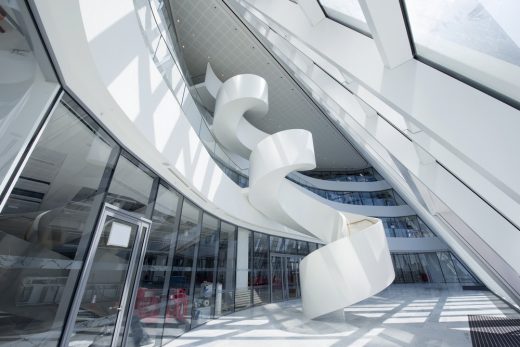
[0,0,519,346]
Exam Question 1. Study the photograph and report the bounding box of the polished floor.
[165,284,520,347]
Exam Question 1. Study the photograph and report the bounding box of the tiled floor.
[165,284,520,347]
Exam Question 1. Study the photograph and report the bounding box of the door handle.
[109,306,122,311]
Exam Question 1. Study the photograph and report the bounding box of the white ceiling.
[169,0,369,170]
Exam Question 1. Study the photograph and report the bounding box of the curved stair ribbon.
[211,72,395,319]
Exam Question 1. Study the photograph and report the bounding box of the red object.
[166,288,188,321]
[135,288,161,319]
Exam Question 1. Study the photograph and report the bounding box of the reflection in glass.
[270,256,284,302]
[319,0,370,36]
[284,239,298,254]
[0,0,58,194]
[391,252,479,284]
[437,251,459,283]
[216,222,236,316]
[106,155,154,215]
[297,241,309,255]
[451,253,478,283]
[253,232,269,305]
[69,216,139,347]
[167,201,200,337]
[235,228,252,310]
[381,216,435,238]
[270,236,284,253]
[0,96,117,345]
[192,214,219,327]
[286,256,301,299]
[404,0,520,103]
[127,185,180,346]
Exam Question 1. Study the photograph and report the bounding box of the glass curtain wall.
[303,168,382,182]
[234,228,252,310]
[216,222,236,317]
[168,201,201,336]
[300,186,406,206]
[381,216,435,238]
[0,95,118,346]
[252,232,269,305]
[106,155,155,215]
[126,184,180,347]
[192,213,219,327]
[0,90,333,345]
[392,252,479,284]
[0,0,59,197]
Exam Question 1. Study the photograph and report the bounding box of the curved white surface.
[211,74,394,318]
[204,62,223,99]
[212,74,270,158]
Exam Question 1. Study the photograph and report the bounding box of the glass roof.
[319,0,371,37]
[405,0,520,104]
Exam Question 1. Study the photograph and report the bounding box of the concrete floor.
[165,284,520,347]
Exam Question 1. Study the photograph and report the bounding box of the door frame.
[60,203,152,347]
[269,253,303,302]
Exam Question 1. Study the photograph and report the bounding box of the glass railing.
[302,168,384,182]
[287,175,406,206]
[380,216,435,238]
[135,0,249,185]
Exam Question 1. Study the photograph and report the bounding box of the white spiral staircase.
[207,65,394,319]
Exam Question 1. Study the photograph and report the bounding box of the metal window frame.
[59,203,152,347]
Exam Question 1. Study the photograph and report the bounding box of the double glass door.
[63,204,151,347]
[270,255,302,302]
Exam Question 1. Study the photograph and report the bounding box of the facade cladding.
[0,0,494,346]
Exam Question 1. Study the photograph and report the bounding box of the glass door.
[270,255,302,302]
[62,204,151,347]
[286,256,301,299]
[270,255,285,302]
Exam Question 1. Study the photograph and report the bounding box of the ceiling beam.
[359,0,413,69]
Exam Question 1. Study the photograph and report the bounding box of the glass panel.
[0,96,117,346]
[437,251,459,282]
[297,240,309,255]
[319,0,370,36]
[69,215,139,347]
[308,242,317,253]
[106,155,154,215]
[287,256,301,299]
[270,256,284,302]
[419,218,435,237]
[270,236,284,253]
[451,253,478,284]
[167,201,200,336]
[216,222,236,317]
[192,214,219,327]
[126,184,180,347]
[234,228,252,310]
[408,253,428,282]
[395,254,413,283]
[391,254,405,283]
[0,0,58,194]
[404,0,520,103]
[252,232,269,305]
[284,239,298,254]
[419,253,445,283]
